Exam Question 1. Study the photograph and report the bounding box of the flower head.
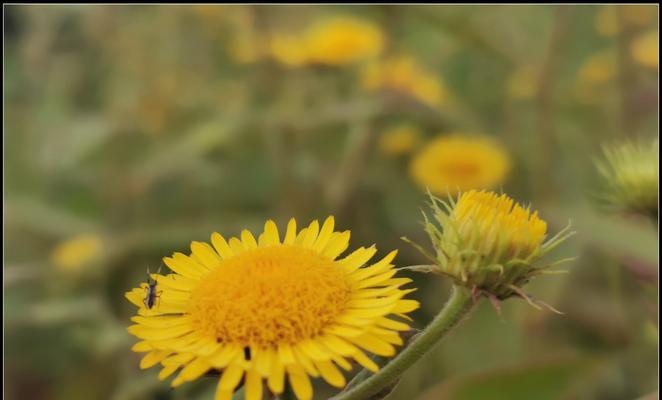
[303,17,384,66]
[419,191,574,302]
[507,66,538,100]
[595,139,659,218]
[126,217,418,400]
[379,124,421,157]
[409,135,511,196]
[631,30,659,70]
[362,55,447,108]
[51,234,103,272]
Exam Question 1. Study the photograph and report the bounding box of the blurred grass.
[4,4,658,400]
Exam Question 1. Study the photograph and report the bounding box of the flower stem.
[332,285,474,400]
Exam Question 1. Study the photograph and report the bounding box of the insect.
[143,266,163,309]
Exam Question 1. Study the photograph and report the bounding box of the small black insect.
[144,266,163,309]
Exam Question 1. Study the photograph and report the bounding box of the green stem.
[333,286,474,400]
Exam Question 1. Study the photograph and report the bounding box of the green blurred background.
[4,5,658,400]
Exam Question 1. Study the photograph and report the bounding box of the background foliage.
[4,5,658,400]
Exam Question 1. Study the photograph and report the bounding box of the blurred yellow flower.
[126,217,419,400]
[507,66,538,100]
[595,5,657,37]
[362,55,447,108]
[51,234,102,272]
[269,34,308,67]
[379,124,421,157]
[409,135,511,196]
[596,138,659,218]
[303,17,384,66]
[577,50,617,85]
[631,30,659,69]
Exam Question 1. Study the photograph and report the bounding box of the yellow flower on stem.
[409,135,511,196]
[417,190,574,308]
[126,217,419,400]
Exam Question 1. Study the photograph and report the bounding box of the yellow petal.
[356,270,398,289]
[228,237,244,254]
[267,359,285,394]
[313,216,335,251]
[163,253,204,279]
[190,241,221,270]
[347,334,395,357]
[376,317,411,331]
[215,379,233,400]
[351,348,379,372]
[283,218,297,245]
[263,220,281,245]
[278,344,296,365]
[175,357,212,385]
[350,250,397,281]
[208,345,241,368]
[293,346,319,377]
[322,231,351,259]
[245,369,263,400]
[140,350,170,369]
[158,364,179,381]
[241,230,258,249]
[131,341,153,353]
[287,364,313,400]
[319,335,359,357]
[392,299,420,313]
[211,232,234,259]
[315,360,346,388]
[253,348,274,377]
[219,362,245,391]
[301,220,320,248]
[340,246,378,273]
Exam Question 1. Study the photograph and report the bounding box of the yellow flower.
[595,5,657,37]
[51,234,103,272]
[507,66,538,100]
[269,34,308,67]
[303,17,384,66]
[126,217,419,400]
[409,135,511,196]
[362,55,447,108]
[421,190,574,300]
[379,125,421,157]
[577,50,617,85]
[631,30,659,70]
[596,139,659,218]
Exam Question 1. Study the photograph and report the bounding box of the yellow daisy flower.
[409,135,511,196]
[577,50,617,85]
[507,66,538,100]
[378,124,421,157]
[126,217,419,400]
[51,233,103,273]
[303,17,384,66]
[362,55,447,108]
[631,30,659,70]
[595,5,657,37]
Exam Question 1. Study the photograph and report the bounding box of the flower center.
[188,245,353,348]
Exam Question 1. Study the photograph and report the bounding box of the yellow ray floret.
[126,217,419,400]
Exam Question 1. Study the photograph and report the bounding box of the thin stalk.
[332,286,474,400]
